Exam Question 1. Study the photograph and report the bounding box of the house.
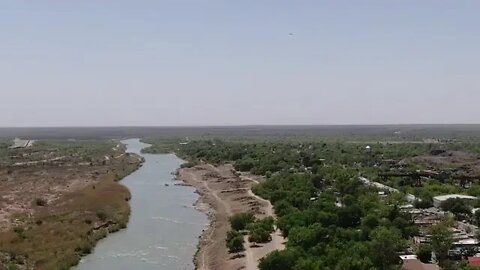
[9,138,32,149]
[433,194,477,208]
[402,259,440,270]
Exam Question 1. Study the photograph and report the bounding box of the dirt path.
[242,177,285,270]
[178,165,285,270]
[186,171,232,270]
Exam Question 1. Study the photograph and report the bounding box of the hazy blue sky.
[1,1,479,126]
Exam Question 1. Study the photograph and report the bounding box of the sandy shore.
[177,164,285,270]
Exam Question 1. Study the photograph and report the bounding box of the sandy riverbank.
[177,164,285,270]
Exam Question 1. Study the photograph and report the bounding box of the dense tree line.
[253,171,418,270]
[162,139,426,269]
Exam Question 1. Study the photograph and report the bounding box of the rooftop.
[433,194,477,201]
[400,255,418,261]
[402,259,440,270]
[469,257,480,267]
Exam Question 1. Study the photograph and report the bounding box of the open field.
[0,140,143,270]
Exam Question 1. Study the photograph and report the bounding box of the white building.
[433,194,477,208]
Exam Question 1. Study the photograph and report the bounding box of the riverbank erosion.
[178,164,285,270]
[0,141,143,270]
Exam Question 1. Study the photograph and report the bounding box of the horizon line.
[1,123,480,129]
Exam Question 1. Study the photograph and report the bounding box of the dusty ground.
[402,150,480,176]
[178,164,285,270]
[0,141,143,270]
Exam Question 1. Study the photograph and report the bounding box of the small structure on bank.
[433,194,477,208]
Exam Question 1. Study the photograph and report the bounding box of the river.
[75,138,207,270]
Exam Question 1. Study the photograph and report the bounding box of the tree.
[338,204,362,228]
[460,246,478,257]
[474,210,480,226]
[258,249,301,270]
[414,198,433,209]
[226,230,245,253]
[293,257,322,270]
[440,198,472,219]
[248,217,275,233]
[429,221,453,267]
[311,174,324,189]
[416,243,432,263]
[247,217,275,244]
[288,224,330,249]
[369,226,406,269]
[248,227,271,243]
[229,212,255,231]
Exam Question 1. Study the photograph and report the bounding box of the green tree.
[474,210,480,226]
[258,249,301,270]
[440,198,472,219]
[248,227,271,243]
[416,243,432,263]
[229,212,255,231]
[226,230,245,253]
[369,226,406,269]
[429,221,453,267]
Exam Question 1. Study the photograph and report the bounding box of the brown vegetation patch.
[0,143,142,270]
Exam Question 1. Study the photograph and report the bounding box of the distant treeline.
[3,124,480,140]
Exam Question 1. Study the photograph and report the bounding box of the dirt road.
[242,176,285,270]
[178,164,285,270]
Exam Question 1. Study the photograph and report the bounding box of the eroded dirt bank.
[177,164,285,270]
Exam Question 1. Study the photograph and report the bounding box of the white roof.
[400,254,418,261]
[454,238,479,245]
[433,194,477,201]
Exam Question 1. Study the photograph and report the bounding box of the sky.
[1,1,479,127]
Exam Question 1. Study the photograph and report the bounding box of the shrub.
[249,227,271,243]
[226,230,245,253]
[13,227,26,239]
[417,243,432,263]
[251,217,275,233]
[35,198,47,206]
[180,162,197,168]
[229,212,255,231]
[96,210,108,222]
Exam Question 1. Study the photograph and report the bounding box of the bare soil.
[402,150,480,175]
[178,164,285,270]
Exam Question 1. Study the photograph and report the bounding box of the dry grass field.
[0,140,142,270]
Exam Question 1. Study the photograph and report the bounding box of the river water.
[75,138,207,270]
